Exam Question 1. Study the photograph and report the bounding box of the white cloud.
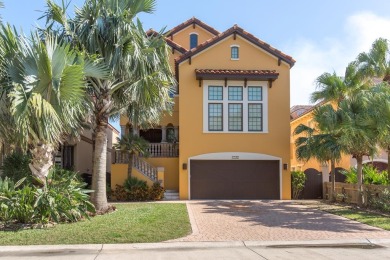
[288,12,390,106]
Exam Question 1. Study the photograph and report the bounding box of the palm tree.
[356,38,390,82]
[114,133,149,178]
[311,62,369,104]
[43,0,175,211]
[294,106,342,201]
[333,94,378,206]
[0,29,107,182]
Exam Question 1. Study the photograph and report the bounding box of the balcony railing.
[114,143,179,163]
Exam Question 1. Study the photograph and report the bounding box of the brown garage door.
[190,160,280,200]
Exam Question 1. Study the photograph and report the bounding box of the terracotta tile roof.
[146,29,188,54]
[195,69,278,76]
[166,17,220,37]
[176,25,296,67]
[290,101,326,121]
[290,105,314,120]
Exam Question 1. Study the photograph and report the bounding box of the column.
[120,125,126,137]
[174,126,179,141]
[161,126,167,143]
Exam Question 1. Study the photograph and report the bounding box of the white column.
[321,163,330,183]
[133,126,139,136]
[161,126,167,143]
[120,125,126,137]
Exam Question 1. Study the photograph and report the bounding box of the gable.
[169,25,217,51]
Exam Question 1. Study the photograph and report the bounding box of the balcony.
[114,143,179,163]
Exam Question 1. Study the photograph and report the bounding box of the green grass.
[0,203,191,245]
[325,207,390,231]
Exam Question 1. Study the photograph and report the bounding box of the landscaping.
[0,203,191,245]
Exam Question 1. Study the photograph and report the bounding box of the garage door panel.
[190,160,279,200]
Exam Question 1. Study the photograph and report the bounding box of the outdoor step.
[163,190,179,200]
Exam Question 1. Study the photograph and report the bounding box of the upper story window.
[231,45,239,60]
[203,81,268,133]
[190,33,198,49]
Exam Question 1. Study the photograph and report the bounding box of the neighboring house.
[113,17,295,200]
[290,103,389,181]
[55,123,119,175]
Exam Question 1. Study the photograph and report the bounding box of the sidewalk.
[1,239,390,260]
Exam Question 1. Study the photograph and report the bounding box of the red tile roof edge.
[146,29,188,53]
[195,69,279,76]
[175,25,296,67]
[166,17,220,37]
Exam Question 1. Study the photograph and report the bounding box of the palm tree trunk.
[92,123,108,211]
[356,155,364,206]
[330,159,336,202]
[29,143,55,182]
[127,152,134,178]
[387,146,390,181]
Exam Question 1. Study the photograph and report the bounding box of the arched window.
[190,33,198,49]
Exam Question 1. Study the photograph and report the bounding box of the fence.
[324,182,390,204]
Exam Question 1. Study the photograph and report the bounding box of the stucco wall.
[171,26,215,50]
[177,34,292,199]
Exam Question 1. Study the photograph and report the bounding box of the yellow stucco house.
[112,17,296,200]
[290,104,389,194]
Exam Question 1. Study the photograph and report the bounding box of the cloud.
[288,12,390,106]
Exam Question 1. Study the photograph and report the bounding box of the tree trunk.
[127,152,134,178]
[387,146,390,181]
[92,123,108,211]
[29,143,55,182]
[330,159,336,202]
[356,155,364,206]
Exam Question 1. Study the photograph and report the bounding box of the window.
[190,33,198,49]
[203,81,267,133]
[231,46,239,59]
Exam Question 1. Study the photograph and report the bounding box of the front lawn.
[0,203,191,245]
[325,207,390,231]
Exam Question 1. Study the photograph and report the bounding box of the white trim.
[189,32,199,36]
[187,152,282,200]
[172,25,217,38]
[230,45,240,60]
[203,80,268,133]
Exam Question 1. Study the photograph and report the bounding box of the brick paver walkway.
[175,200,390,242]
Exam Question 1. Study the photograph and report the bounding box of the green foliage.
[342,165,388,185]
[112,178,164,201]
[366,188,390,213]
[291,171,306,199]
[149,182,164,200]
[0,168,95,224]
[1,152,31,182]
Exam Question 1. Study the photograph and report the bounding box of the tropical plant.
[1,151,31,182]
[114,133,149,178]
[0,28,108,182]
[291,170,305,199]
[342,165,388,185]
[294,107,342,201]
[123,176,149,201]
[43,0,175,211]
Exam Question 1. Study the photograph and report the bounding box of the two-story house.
[113,17,295,200]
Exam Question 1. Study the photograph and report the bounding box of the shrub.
[111,185,128,201]
[342,165,388,185]
[366,188,390,213]
[1,152,31,182]
[149,182,164,200]
[0,167,95,224]
[291,171,305,199]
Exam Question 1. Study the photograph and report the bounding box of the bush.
[366,188,390,213]
[342,165,388,185]
[112,178,165,201]
[149,182,164,200]
[0,167,95,224]
[291,171,305,199]
[1,152,31,182]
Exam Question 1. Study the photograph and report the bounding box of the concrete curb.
[0,239,389,252]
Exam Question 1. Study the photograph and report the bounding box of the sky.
[3,0,390,109]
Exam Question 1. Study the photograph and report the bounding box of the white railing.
[133,155,157,182]
[147,143,179,158]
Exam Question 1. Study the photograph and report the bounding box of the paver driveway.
[175,200,390,242]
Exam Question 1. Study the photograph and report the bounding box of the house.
[290,103,388,182]
[55,123,120,175]
[112,17,295,200]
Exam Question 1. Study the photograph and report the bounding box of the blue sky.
[3,0,390,109]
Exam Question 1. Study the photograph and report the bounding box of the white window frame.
[203,80,268,133]
[230,44,240,60]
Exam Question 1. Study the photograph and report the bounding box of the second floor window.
[190,33,198,49]
[231,46,239,59]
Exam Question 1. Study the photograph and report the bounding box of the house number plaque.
[232,156,239,160]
